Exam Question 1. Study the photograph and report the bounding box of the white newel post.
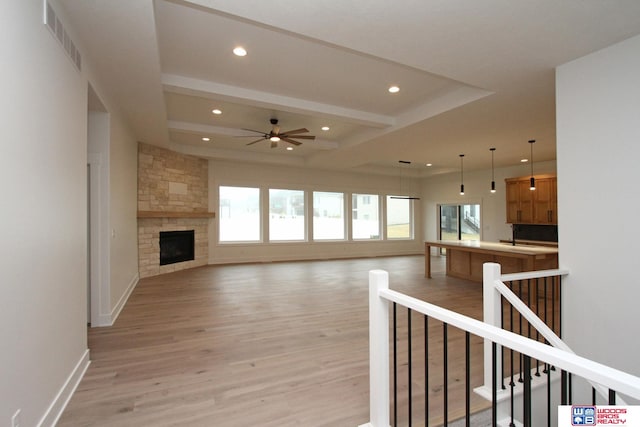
[360,270,390,427]
[483,262,503,392]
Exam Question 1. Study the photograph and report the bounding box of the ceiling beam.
[162,73,395,128]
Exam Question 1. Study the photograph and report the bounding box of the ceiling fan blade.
[284,135,315,140]
[241,128,267,134]
[280,128,309,135]
[246,138,265,146]
[281,137,302,146]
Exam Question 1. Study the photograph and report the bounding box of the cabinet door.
[518,180,534,223]
[533,177,557,224]
[506,181,521,223]
[506,179,534,223]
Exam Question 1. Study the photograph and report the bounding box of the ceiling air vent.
[44,1,82,72]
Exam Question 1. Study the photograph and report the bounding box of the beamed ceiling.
[59,0,640,177]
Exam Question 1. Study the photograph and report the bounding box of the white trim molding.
[38,349,90,427]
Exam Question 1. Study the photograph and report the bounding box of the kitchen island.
[425,240,558,282]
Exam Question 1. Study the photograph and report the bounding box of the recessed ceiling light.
[388,85,400,93]
[426,163,432,167]
[521,158,529,163]
[286,146,293,151]
[233,46,247,57]
[211,109,222,115]
[202,137,210,142]
[321,126,330,131]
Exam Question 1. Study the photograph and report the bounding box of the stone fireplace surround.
[137,143,212,278]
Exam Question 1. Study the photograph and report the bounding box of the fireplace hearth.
[159,230,195,266]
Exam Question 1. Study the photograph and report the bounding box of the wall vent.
[44,0,81,72]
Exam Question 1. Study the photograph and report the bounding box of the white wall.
[421,160,557,244]
[556,34,640,385]
[107,109,139,318]
[0,2,88,425]
[0,1,140,424]
[208,160,424,263]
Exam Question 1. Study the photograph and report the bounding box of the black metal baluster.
[592,387,597,405]
[424,315,429,427]
[543,277,549,374]
[547,356,551,427]
[558,276,563,339]
[523,355,531,427]
[518,280,523,383]
[507,282,515,427]
[443,323,448,426]
[492,342,497,427]
[465,332,470,427]
[561,370,568,405]
[501,294,506,390]
[609,389,616,405]
[568,373,573,405]
[393,302,397,427]
[534,278,540,377]
[408,308,412,426]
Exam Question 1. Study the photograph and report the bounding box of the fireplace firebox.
[159,230,195,266]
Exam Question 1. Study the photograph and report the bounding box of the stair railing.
[359,268,640,427]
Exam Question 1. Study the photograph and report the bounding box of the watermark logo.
[559,405,637,426]
[571,406,596,426]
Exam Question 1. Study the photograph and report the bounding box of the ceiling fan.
[239,118,316,148]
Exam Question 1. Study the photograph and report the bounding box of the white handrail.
[361,269,640,427]
[501,268,570,282]
[379,287,640,400]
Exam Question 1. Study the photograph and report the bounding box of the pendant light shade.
[459,154,465,195]
[490,147,496,193]
[528,139,536,190]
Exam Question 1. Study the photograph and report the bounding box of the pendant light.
[490,147,496,193]
[390,160,420,200]
[528,139,536,190]
[459,154,465,195]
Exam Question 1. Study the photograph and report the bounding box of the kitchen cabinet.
[506,175,557,224]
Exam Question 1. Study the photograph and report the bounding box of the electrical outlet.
[11,409,21,427]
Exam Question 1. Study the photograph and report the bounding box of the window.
[352,193,380,239]
[386,196,412,239]
[219,186,260,242]
[269,189,305,241]
[313,192,345,240]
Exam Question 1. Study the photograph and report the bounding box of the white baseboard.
[110,273,139,325]
[38,349,90,427]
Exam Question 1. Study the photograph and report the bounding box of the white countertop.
[425,240,559,256]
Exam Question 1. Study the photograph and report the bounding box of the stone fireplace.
[137,143,213,278]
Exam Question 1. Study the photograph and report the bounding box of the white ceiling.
[59,0,640,177]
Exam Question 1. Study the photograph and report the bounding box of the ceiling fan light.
[270,136,280,142]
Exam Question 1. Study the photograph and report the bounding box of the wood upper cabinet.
[506,179,533,223]
[506,175,557,224]
[532,177,557,224]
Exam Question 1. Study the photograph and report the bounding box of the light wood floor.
[58,255,490,427]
